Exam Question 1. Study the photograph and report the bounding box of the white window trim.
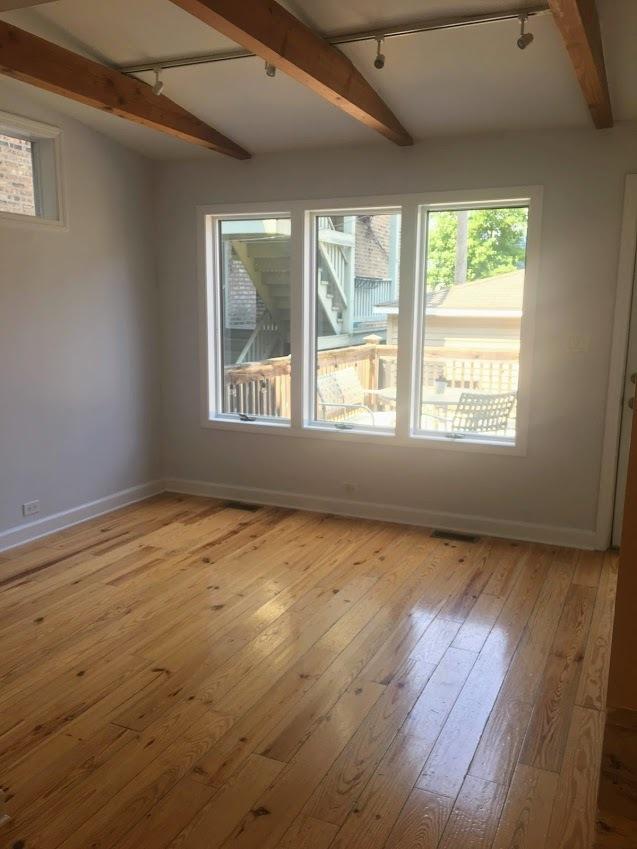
[197,186,542,456]
[0,110,66,229]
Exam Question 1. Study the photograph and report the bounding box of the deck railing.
[222,341,519,420]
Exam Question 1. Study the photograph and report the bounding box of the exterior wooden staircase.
[230,216,354,363]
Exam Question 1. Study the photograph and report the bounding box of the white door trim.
[596,174,637,548]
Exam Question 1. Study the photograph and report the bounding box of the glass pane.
[0,133,36,216]
[313,211,401,431]
[218,217,291,421]
[419,206,529,441]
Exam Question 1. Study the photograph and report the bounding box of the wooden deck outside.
[223,341,519,421]
[0,494,615,849]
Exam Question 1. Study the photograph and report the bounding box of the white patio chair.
[316,366,394,428]
[425,391,516,437]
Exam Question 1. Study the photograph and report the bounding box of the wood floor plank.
[55,708,234,849]
[190,641,339,787]
[417,545,551,798]
[307,657,433,825]
[112,774,217,849]
[494,552,576,707]
[520,583,596,772]
[468,697,534,786]
[384,787,453,849]
[451,592,504,654]
[491,764,558,849]
[220,680,384,849]
[596,707,637,847]
[577,552,618,710]
[438,538,495,622]
[437,775,508,849]
[165,755,285,849]
[545,705,604,849]
[572,549,604,588]
[329,731,436,849]
[276,815,338,849]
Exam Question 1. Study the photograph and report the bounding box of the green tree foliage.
[426,207,528,289]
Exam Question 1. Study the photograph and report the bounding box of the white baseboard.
[0,480,165,552]
[0,475,599,553]
[164,477,599,550]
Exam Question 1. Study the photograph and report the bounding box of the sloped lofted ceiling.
[0,0,635,159]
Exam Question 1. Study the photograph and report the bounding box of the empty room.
[1,1,636,847]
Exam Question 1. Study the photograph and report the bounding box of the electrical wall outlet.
[22,500,40,517]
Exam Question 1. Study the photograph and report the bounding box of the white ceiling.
[0,0,635,160]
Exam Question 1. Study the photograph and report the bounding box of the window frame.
[198,186,541,456]
[0,111,66,229]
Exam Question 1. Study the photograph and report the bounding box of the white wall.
[156,124,637,546]
[0,85,160,541]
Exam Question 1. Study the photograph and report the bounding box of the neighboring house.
[0,132,36,216]
[375,268,524,352]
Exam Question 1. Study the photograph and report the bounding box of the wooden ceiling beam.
[548,0,613,128]
[0,20,251,158]
[168,0,413,147]
[0,1,57,9]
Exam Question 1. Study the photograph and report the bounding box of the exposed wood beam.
[168,0,413,147]
[548,0,613,128]
[0,1,57,9]
[0,20,250,158]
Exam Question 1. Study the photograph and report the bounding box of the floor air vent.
[432,529,480,543]
[224,501,261,512]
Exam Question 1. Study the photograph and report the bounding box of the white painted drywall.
[0,84,160,536]
[155,123,637,544]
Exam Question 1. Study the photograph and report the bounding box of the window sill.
[202,416,526,455]
[0,209,67,230]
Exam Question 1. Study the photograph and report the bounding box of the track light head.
[265,61,276,78]
[152,67,164,95]
[516,14,534,49]
[373,37,385,70]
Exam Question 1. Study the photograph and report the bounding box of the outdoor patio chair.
[316,366,394,428]
[426,391,516,436]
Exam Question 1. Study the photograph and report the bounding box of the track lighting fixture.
[373,36,385,70]
[517,14,534,50]
[152,67,164,95]
[265,61,276,78]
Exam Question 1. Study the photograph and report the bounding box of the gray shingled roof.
[376,269,524,314]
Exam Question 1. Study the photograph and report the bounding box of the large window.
[416,205,529,444]
[311,210,401,432]
[213,216,291,423]
[0,112,64,226]
[201,190,538,451]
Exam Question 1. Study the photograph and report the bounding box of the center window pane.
[313,211,401,431]
[218,217,291,421]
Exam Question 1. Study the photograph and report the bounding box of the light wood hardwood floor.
[0,494,617,849]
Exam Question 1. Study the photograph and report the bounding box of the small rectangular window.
[214,216,291,423]
[0,112,64,226]
[310,210,401,432]
[0,133,37,216]
[416,205,529,444]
